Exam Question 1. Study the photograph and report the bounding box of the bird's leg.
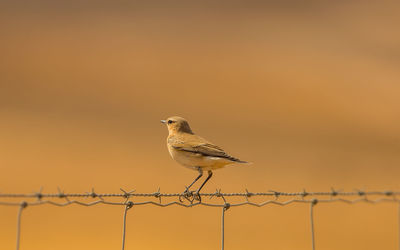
[185,168,203,192]
[196,170,213,193]
[180,168,203,203]
[193,170,213,202]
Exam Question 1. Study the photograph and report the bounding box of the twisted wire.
[0,190,397,199]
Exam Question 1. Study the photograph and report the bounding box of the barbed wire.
[1,188,398,199]
[1,189,400,250]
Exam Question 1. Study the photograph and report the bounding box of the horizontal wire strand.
[0,197,399,208]
[0,190,398,199]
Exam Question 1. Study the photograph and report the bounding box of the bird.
[161,116,248,202]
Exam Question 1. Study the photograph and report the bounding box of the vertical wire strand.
[16,202,26,250]
[310,201,316,250]
[221,207,225,250]
[398,202,400,250]
[121,204,131,250]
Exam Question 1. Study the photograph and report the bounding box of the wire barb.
[153,187,162,204]
[244,189,253,202]
[35,187,43,201]
[120,188,135,204]
[269,190,281,200]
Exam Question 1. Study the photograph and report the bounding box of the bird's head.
[161,116,194,134]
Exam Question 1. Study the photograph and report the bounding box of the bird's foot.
[179,188,194,203]
[193,191,202,203]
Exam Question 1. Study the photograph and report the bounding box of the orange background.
[1,1,400,249]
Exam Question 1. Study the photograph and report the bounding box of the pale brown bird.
[161,116,248,202]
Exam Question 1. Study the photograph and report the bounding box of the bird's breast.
[167,145,199,168]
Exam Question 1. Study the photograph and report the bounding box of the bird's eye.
[168,120,173,124]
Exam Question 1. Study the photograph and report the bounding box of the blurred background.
[1,1,400,249]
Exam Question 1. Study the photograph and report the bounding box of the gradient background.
[1,1,400,249]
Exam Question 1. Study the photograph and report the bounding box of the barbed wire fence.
[1,189,400,250]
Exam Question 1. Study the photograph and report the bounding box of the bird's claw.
[193,191,201,203]
[179,189,194,203]
[178,189,202,203]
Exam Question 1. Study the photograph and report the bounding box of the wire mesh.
[1,188,399,250]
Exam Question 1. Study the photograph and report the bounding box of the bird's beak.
[160,120,166,124]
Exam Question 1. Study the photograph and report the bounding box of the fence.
[1,189,400,250]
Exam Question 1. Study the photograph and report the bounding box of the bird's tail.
[239,160,252,165]
[231,157,252,165]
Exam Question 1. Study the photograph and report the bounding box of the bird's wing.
[169,135,245,163]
